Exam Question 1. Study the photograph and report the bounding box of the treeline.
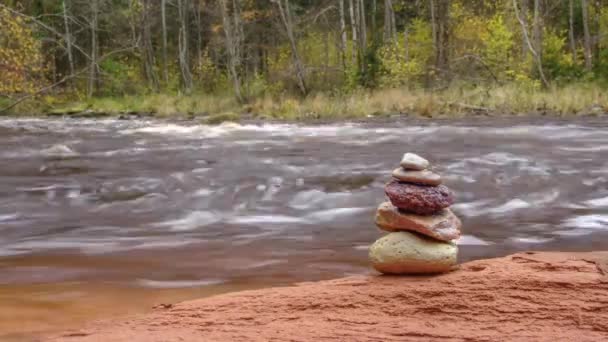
[1,0,608,103]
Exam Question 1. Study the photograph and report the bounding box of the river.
[1,117,607,339]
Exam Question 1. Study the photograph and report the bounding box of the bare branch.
[0,3,92,61]
[0,45,135,114]
[512,0,549,88]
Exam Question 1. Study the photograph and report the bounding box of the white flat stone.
[400,153,429,170]
[392,168,442,186]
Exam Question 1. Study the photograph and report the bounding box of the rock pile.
[369,153,461,274]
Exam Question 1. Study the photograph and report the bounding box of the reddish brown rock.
[375,202,461,241]
[49,252,608,342]
[384,180,454,215]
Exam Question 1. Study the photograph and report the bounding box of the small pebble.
[400,153,429,170]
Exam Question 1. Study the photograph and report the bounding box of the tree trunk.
[355,0,367,74]
[339,0,347,69]
[582,0,593,71]
[194,0,203,67]
[439,0,450,70]
[161,0,168,84]
[532,0,542,61]
[433,0,450,71]
[521,0,528,60]
[391,2,396,41]
[371,0,377,39]
[323,16,329,84]
[275,0,307,95]
[513,0,549,88]
[595,0,608,57]
[430,0,437,60]
[178,0,193,93]
[593,0,601,62]
[234,0,245,65]
[141,0,159,91]
[127,0,137,45]
[219,0,243,102]
[383,0,396,43]
[88,0,98,98]
[569,0,577,62]
[404,28,409,62]
[349,0,358,66]
[358,0,367,57]
[62,0,75,80]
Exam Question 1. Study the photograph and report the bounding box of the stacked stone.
[369,153,461,274]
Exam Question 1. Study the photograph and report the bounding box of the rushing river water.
[1,117,608,338]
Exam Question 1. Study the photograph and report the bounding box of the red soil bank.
[51,251,608,342]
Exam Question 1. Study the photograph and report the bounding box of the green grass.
[49,93,240,117]
[251,83,608,120]
[3,83,607,122]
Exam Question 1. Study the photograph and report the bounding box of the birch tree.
[177,0,193,92]
[349,0,357,65]
[87,0,99,97]
[193,0,203,67]
[161,0,168,84]
[273,0,307,95]
[521,0,529,60]
[383,0,397,43]
[62,0,75,80]
[513,0,549,88]
[358,0,367,60]
[431,0,450,71]
[371,0,377,38]
[582,0,593,70]
[219,0,244,102]
[339,0,347,69]
[141,0,159,91]
[569,0,577,62]
[532,0,543,62]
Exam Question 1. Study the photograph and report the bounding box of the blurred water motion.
[1,117,608,336]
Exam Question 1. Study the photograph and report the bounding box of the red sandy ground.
[50,251,608,342]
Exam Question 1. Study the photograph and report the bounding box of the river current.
[1,117,607,337]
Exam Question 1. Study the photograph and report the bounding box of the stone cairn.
[369,153,460,274]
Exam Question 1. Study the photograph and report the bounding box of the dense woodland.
[1,0,608,117]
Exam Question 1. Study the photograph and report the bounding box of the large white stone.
[400,153,429,171]
[369,231,458,274]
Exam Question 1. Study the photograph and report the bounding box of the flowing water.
[1,117,608,339]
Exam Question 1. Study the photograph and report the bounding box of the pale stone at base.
[369,231,458,274]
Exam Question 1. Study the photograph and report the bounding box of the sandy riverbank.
[47,251,608,341]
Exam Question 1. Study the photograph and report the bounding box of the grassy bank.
[3,83,607,122]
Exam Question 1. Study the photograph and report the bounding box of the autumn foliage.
[0,0,607,115]
[0,6,46,95]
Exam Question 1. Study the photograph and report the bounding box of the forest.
[1,0,608,120]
